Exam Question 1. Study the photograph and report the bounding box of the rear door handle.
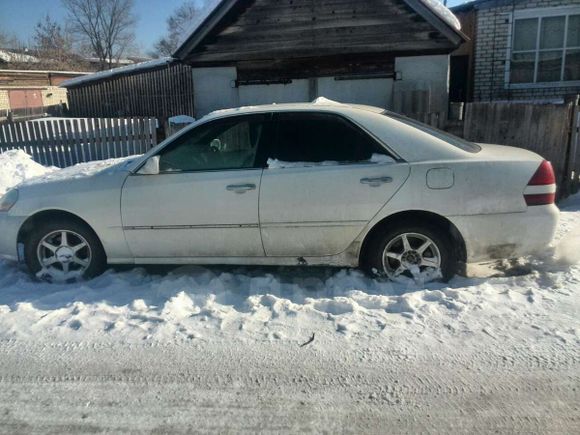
[226,183,256,193]
[360,176,393,186]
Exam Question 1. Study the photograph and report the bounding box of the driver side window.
[158,114,269,172]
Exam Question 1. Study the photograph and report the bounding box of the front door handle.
[360,176,393,187]
[226,183,256,194]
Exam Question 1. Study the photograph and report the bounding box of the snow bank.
[19,156,136,187]
[0,150,137,193]
[0,150,55,195]
[267,153,395,169]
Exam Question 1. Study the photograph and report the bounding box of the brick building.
[451,0,580,103]
[0,69,87,120]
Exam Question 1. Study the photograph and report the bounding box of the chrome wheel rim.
[36,230,92,282]
[382,232,442,282]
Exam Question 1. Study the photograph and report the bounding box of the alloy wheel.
[381,232,442,282]
[36,230,92,282]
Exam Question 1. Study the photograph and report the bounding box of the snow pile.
[169,115,196,124]
[267,153,395,169]
[0,239,578,344]
[420,0,461,31]
[0,150,138,193]
[19,155,136,187]
[0,150,56,195]
[370,153,396,164]
[312,97,346,106]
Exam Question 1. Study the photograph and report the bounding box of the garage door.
[238,79,310,106]
[317,77,393,109]
[9,89,43,110]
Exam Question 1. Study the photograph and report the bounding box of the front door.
[259,112,410,257]
[121,114,272,259]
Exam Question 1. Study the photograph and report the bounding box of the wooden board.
[183,0,459,65]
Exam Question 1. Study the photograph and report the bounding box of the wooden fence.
[0,117,157,168]
[66,63,195,122]
[464,101,580,197]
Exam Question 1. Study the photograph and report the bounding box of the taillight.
[527,160,555,186]
[524,193,556,206]
[524,160,556,206]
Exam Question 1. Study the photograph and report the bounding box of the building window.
[510,8,580,85]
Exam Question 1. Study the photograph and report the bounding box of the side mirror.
[138,156,160,175]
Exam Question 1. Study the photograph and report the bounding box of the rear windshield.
[382,111,481,153]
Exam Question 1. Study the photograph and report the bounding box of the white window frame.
[505,6,580,89]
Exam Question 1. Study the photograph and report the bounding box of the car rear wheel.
[364,223,456,283]
[24,219,106,283]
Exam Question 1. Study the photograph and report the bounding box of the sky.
[0,0,468,54]
[0,0,202,54]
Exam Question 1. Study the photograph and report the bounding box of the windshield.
[382,110,481,153]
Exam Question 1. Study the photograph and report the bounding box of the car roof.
[205,99,386,119]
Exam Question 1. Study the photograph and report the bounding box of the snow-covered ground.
[0,151,578,433]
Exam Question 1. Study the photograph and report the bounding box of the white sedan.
[0,102,559,283]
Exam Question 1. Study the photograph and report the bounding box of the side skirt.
[107,250,360,268]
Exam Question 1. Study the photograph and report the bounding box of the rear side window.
[271,112,389,163]
[383,111,481,153]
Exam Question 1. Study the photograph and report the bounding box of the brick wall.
[473,0,580,102]
[0,90,9,112]
[41,86,68,107]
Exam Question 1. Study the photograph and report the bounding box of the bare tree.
[34,15,74,67]
[152,1,201,57]
[0,30,24,50]
[62,0,136,70]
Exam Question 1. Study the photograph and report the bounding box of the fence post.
[566,95,580,195]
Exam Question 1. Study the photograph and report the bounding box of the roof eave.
[174,0,468,61]
[173,0,239,60]
[403,0,468,46]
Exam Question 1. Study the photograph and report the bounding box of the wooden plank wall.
[0,117,157,167]
[66,63,194,121]
[463,102,575,197]
[569,105,580,194]
[186,0,456,64]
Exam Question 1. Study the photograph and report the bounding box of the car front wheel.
[364,223,456,283]
[25,219,106,283]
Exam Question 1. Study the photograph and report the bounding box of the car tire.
[363,222,457,283]
[24,218,107,282]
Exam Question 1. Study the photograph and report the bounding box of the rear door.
[259,111,410,257]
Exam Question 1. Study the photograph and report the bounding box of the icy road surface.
[0,151,579,433]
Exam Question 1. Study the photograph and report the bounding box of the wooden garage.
[174,0,467,119]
